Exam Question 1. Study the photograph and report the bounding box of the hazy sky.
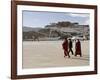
[23,11,90,28]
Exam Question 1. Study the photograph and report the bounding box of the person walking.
[62,38,70,58]
[75,39,82,57]
[68,39,74,55]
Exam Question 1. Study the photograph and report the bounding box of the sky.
[23,11,90,28]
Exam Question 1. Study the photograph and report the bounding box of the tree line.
[45,21,79,28]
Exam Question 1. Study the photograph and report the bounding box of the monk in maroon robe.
[62,38,70,58]
[75,39,82,57]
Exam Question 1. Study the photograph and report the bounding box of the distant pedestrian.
[62,38,70,58]
[75,39,82,57]
[68,39,74,55]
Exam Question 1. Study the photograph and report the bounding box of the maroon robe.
[62,40,68,56]
[75,40,82,56]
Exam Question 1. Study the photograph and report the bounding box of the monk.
[75,39,82,57]
[62,38,70,58]
[68,39,74,55]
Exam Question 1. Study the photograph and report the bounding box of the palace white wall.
[0,0,100,80]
